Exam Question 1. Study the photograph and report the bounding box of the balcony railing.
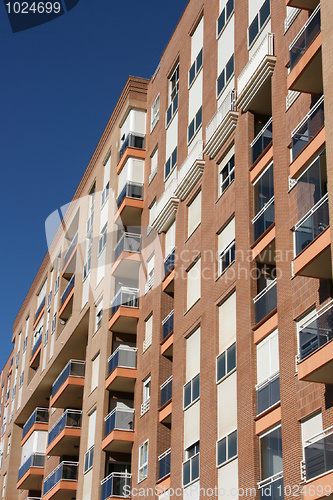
[251,118,273,164]
[31,332,42,358]
[48,409,82,446]
[160,376,172,407]
[101,472,131,500]
[164,249,175,276]
[291,96,324,161]
[108,345,137,377]
[35,296,45,321]
[18,453,45,481]
[254,279,277,325]
[43,461,78,495]
[206,90,237,144]
[64,232,78,266]
[104,408,134,437]
[256,374,280,415]
[22,408,49,440]
[294,194,329,256]
[289,4,321,71]
[111,287,139,317]
[61,274,75,306]
[258,472,284,500]
[114,233,141,261]
[119,133,145,160]
[304,427,333,481]
[162,311,174,340]
[117,182,144,208]
[158,449,171,480]
[51,360,85,399]
[252,197,275,242]
[141,398,150,416]
[299,303,333,362]
[166,93,179,127]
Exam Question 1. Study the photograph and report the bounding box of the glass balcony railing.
[119,133,145,160]
[254,280,277,325]
[64,232,78,266]
[101,472,131,500]
[111,287,139,317]
[61,274,75,306]
[289,5,321,71]
[291,96,324,161]
[256,374,280,415]
[299,305,333,362]
[160,377,172,407]
[47,410,82,446]
[304,429,333,481]
[31,332,42,358]
[258,472,284,500]
[35,297,45,321]
[104,408,134,437]
[117,182,144,208]
[18,453,45,481]
[114,233,141,261]
[43,461,78,495]
[108,346,137,377]
[158,449,171,480]
[252,197,275,242]
[22,408,49,440]
[51,360,85,399]
[294,194,329,256]
[164,248,175,276]
[162,311,174,340]
[251,118,273,164]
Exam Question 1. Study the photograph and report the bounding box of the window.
[218,217,235,274]
[184,373,200,409]
[256,330,280,415]
[138,441,149,482]
[217,54,234,98]
[187,259,201,310]
[98,224,107,255]
[91,354,100,392]
[183,442,199,486]
[248,0,270,48]
[260,425,283,481]
[95,298,103,332]
[143,314,153,352]
[83,232,92,280]
[145,254,155,293]
[141,376,151,415]
[188,191,201,237]
[188,49,203,87]
[84,409,96,473]
[51,313,56,333]
[151,95,160,131]
[217,342,236,382]
[253,162,274,242]
[217,430,237,466]
[84,445,94,474]
[6,434,10,456]
[164,146,177,180]
[219,148,235,195]
[188,106,202,144]
[149,147,158,183]
[166,65,179,127]
[2,473,6,498]
[217,0,234,37]
[101,181,109,208]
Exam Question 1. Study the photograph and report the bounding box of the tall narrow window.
[138,441,149,481]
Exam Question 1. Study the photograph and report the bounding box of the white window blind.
[187,259,201,310]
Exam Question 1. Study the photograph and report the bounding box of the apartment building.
[0,0,332,499]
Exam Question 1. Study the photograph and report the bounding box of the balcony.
[102,408,134,453]
[304,428,333,482]
[46,409,82,456]
[59,274,75,320]
[106,345,137,392]
[298,304,333,384]
[256,374,280,415]
[291,96,324,162]
[115,181,144,227]
[236,33,276,114]
[101,472,131,500]
[258,472,283,500]
[159,377,172,426]
[253,198,275,243]
[251,118,272,165]
[22,408,49,444]
[286,0,319,9]
[112,233,141,279]
[161,311,174,358]
[50,360,85,409]
[109,287,139,334]
[288,5,322,94]
[160,376,172,407]
[293,194,331,279]
[64,232,78,266]
[158,449,171,480]
[254,280,277,325]
[119,133,145,161]
[17,453,45,490]
[117,182,144,208]
[34,297,45,325]
[204,90,238,159]
[43,461,78,499]
[30,332,43,368]
[62,232,78,278]
[174,140,205,200]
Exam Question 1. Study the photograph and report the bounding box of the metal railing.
[160,376,172,407]
[254,279,277,325]
[141,398,150,416]
[294,193,329,256]
[159,449,171,480]
[119,133,145,160]
[299,303,333,361]
[251,118,273,164]
[22,408,49,439]
[61,274,75,306]
[117,181,143,208]
[108,345,137,376]
[162,310,174,340]
[258,472,283,500]
[252,197,275,242]
[31,332,42,358]
[18,453,45,481]
[51,360,85,399]
[101,472,131,499]
[164,248,175,276]
[35,296,45,321]
[256,374,280,415]
[206,90,236,144]
[48,409,82,446]
[114,233,141,261]
[289,5,321,70]
[111,287,139,317]
[291,96,324,160]
[304,427,333,481]
[43,461,78,495]
[104,408,134,437]
[238,33,274,95]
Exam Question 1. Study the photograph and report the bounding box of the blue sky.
[0,0,189,369]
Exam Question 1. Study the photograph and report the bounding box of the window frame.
[248,0,271,49]
[216,342,237,383]
[217,0,235,39]
[188,48,203,88]
[151,94,160,132]
[138,440,149,483]
[216,429,238,467]
[217,54,234,99]
[183,373,200,410]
